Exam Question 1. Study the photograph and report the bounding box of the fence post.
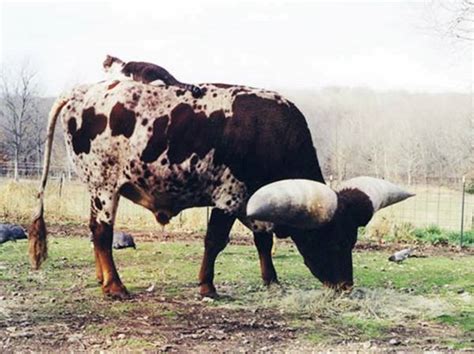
[460,176,466,248]
[58,173,64,198]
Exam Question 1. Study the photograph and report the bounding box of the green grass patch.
[437,312,474,332]
[85,323,118,336]
[360,222,474,247]
[342,316,388,339]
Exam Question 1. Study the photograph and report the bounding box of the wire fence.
[331,176,473,233]
[0,162,472,244]
[0,161,75,180]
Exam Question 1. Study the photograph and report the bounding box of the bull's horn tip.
[402,191,415,199]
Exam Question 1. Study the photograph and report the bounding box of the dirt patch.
[47,224,253,245]
[45,224,473,256]
[290,321,463,351]
[355,241,474,257]
[135,294,297,352]
[0,290,296,352]
[2,287,464,352]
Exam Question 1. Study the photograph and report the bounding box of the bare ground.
[0,284,466,352]
[0,291,298,352]
[48,223,474,256]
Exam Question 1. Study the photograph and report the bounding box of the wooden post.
[59,173,64,198]
[460,176,466,248]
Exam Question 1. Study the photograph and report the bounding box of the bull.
[29,80,413,298]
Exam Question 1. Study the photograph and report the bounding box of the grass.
[466,181,474,195]
[360,219,474,247]
[438,313,474,332]
[0,236,472,350]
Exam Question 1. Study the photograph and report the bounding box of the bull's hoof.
[263,278,279,286]
[199,283,218,299]
[103,282,130,300]
[104,288,130,300]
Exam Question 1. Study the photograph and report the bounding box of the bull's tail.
[28,97,68,270]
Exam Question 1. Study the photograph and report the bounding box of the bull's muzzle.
[155,211,171,225]
[323,281,353,292]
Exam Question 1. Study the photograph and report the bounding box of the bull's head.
[246,177,414,290]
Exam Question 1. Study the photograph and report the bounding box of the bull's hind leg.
[253,231,279,285]
[89,191,129,299]
[198,208,235,298]
[239,218,279,286]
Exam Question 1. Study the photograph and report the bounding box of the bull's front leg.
[253,232,278,285]
[89,192,129,299]
[198,208,236,298]
[93,245,104,285]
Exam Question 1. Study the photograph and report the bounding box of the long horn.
[338,176,414,212]
[246,179,338,229]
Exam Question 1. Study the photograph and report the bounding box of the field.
[0,232,473,351]
[0,178,473,351]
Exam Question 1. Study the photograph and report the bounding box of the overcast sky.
[0,0,471,96]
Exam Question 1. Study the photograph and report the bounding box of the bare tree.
[429,0,474,41]
[0,63,40,181]
[290,86,471,184]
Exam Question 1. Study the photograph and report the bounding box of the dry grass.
[275,287,452,322]
[0,178,471,234]
[0,178,251,234]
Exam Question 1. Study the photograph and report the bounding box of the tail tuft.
[28,215,48,270]
[27,96,67,270]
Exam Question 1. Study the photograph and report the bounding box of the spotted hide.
[30,80,325,298]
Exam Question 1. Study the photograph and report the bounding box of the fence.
[331,176,473,233]
[0,162,472,245]
[0,161,75,180]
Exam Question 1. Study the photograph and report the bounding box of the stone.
[389,338,401,346]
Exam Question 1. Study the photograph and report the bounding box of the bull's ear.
[246,179,338,229]
[337,176,415,226]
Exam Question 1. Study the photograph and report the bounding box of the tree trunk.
[37,143,42,177]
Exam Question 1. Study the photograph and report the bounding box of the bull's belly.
[66,140,249,222]
[122,150,249,219]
